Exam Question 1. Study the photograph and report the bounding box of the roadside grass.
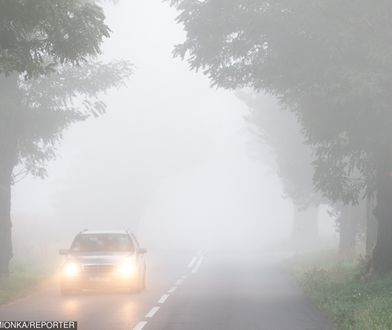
[293,251,392,330]
[0,258,58,305]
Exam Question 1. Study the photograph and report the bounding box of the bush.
[297,260,392,330]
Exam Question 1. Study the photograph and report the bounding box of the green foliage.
[0,0,110,77]
[0,259,56,305]
[169,0,392,204]
[298,262,392,330]
[0,0,132,180]
[13,60,133,180]
[0,273,39,304]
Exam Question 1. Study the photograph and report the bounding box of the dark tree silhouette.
[0,0,132,274]
[170,0,392,273]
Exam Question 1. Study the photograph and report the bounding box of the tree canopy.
[0,0,132,180]
[170,0,392,204]
[0,0,110,77]
[0,0,131,274]
[13,60,132,180]
[170,0,392,273]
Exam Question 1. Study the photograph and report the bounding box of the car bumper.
[61,273,138,291]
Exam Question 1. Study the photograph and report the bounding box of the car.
[59,229,147,295]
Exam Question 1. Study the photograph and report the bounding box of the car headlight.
[118,259,136,277]
[63,262,81,277]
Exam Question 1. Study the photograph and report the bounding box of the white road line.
[175,279,184,285]
[187,256,197,269]
[192,256,204,273]
[158,294,170,304]
[168,286,177,293]
[133,321,148,330]
[145,306,160,318]
[134,254,205,330]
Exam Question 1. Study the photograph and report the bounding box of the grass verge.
[293,251,392,330]
[0,258,57,305]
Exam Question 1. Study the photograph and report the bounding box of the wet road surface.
[0,250,332,330]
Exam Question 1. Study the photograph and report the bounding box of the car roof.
[79,230,131,235]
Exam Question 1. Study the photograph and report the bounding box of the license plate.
[89,276,108,282]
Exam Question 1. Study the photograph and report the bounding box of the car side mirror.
[59,249,69,255]
[137,248,147,254]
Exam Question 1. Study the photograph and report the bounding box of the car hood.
[68,254,133,265]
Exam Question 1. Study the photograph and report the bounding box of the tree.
[0,0,111,76]
[334,203,365,259]
[170,0,392,273]
[239,92,321,249]
[0,0,131,274]
[15,60,132,179]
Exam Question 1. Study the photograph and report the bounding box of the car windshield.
[70,234,134,253]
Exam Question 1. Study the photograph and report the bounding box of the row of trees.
[170,0,392,274]
[0,0,131,274]
[239,93,321,249]
[242,93,373,257]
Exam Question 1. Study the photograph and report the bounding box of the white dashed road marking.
[133,321,148,330]
[187,256,197,269]
[158,294,170,304]
[145,306,160,318]
[175,279,184,285]
[132,251,207,329]
[192,256,204,274]
[168,286,177,293]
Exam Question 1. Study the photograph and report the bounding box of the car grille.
[82,264,115,274]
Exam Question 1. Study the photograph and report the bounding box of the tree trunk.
[366,196,378,257]
[0,74,20,276]
[292,205,319,250]
[0,169,13,276]
[371,149,392,274]
[338,206,357,259]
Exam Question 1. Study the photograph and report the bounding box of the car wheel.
[141,267,146,290]
[132,268,146,293]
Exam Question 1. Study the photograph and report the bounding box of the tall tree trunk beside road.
[0,75,20,276]
[0,161,14,276]
[338,207,357,259]
[366,197,378,257]
[371,149,392,274]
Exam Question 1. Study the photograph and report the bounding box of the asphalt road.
[0,250,332,330]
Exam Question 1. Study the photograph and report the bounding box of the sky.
[10,1,336,258]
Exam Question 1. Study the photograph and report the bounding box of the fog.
[10,0,336,261]
[4,2,392,329]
